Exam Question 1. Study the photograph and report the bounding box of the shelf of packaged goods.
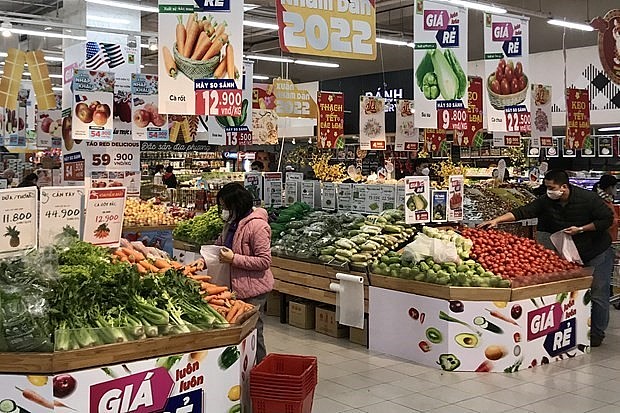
[0,312,258,375]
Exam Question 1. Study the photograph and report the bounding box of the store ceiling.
[0,0,615,83]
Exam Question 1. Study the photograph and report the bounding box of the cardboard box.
[288,301,315,329]
[349,318,368,346]
[266,291,281,317]
[315,307,348,338]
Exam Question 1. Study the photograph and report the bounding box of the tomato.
[511,78,520,94]
[491,79,501,94]
[500,78,511,95]
[505,66,514,82]
[515,62,523,77]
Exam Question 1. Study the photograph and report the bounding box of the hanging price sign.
[505,106,531,133]
[83,187,127,247]
[226,130,253,146]
[437,102,468,130]
[39,186,84,247]
[0,188,38,254]
[195,79,243,117]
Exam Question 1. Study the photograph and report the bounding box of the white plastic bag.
[200,245,231,288]
[550,231,583,265]
[402,233,460,264]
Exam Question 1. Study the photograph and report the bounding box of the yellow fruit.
[493,301,507,308]
[28,375,48,386]
[228,385,241,401]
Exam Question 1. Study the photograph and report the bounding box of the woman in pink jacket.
[217,183,274,363]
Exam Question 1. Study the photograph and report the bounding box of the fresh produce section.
[173,205,224,245]
[464,184,536,222]
[123,198,194,228]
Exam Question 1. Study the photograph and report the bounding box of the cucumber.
[0,400,17,413]
[320,246,337,256]
[319,255,335,263]
[335,249,353,259]
[351,254,370,263]
[334,254,351,263]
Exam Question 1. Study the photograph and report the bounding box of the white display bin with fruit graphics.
[369,275,592,373]
[0,319,257,413]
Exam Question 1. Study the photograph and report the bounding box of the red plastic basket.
[252,389,315,413]
[251,353,317,379]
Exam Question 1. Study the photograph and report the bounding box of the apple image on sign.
[133,109,150,128]
[53,374,77,398]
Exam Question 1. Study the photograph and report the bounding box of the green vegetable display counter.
[369,273,593,373]
[0,313,258,413]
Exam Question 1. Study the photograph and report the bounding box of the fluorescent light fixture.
[243,20,279,30]
[598,126,620,132]
[52,87,63,91]
[0,52,62,63]
[140,43,149,49]
[435,0,507,14]
[84,0,158,13]
[253,75,270,80]
[244,4,260,11]
[1,21,12,38]
[49,74,63,79]
[547,19,594,31]
[294,59,339,68]
[88,15,131,25]
[246,54,294,63]
[377,37,410,47]
[8,27,87,40]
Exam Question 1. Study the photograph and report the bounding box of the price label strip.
[437,101,467,130]
[0,187,38,254]
[39,186,85,248]
[194,79,243,117]
[83,187,127,247]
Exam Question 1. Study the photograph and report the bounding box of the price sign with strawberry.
[83,187,127,248]
[0,187,38,254]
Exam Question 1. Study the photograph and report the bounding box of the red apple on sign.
[53,374,77,398]
[133,109,150,128]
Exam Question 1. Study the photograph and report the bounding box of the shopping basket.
[250,354,318,413]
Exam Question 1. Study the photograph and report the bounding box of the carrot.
[212,21,227,39]
[204,18,216,36]
[191,32,211,60]
[136,263,147,274]
[226,43,235,79]
[154,258,171,269]
[206,286,228,296]
[54,400,77,411]
[121,247,135,256]
[114,249,127,259]
[209,304,228,313]
[176,15,186,54]
[120,256,129,262]
[162,46,177,78]
[203,33,228,61]
[211,291,234,300]
[214,58,227,78]
[186,12,195,33]
[132,251,146,262]
[190,274,212,282]
[209,298,226,306]
[201,282,218,289]
[184,13,201,58]
[170,261,183,269]
[16,387,54,409]
[226,300,243,322]
[127,254,136,263]
[195,259,205,271]
[139,260,159,273]
[485,308,519,326]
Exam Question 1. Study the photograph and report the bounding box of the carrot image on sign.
[94,223,111,239]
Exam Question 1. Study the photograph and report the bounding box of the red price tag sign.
[370,141,386,150]
[540,137,553,147]
[505,108,531,133]
[226,130,253,146]
[195,89,243,117]
[438,108,468,130]
[504,135,521,146]
[404,142,419,151]
[63,160,85,182]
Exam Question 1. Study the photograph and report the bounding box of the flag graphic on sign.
[86,42,125,70]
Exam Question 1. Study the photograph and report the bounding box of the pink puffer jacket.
[220,208,274,299]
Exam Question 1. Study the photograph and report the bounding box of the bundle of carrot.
[197,281,254,324]
[112,240,206,277]
[162,12,238,81]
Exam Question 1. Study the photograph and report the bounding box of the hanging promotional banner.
[592,9,620,85]
[484,14,530,133]
[0,187,37,254]
[36,93,63,149]
[273,78,318,119]
[448,175,464,222]
[72,69,114,141]
[395,99,419,151]
[317,91,344,149]
[413,0,468,129]
[359,96,386,150]
[131,74,169,141]
[530,84,552,148]
[39,186,84,247]
[252,83,278,145]
[404,176,430,224]
[276,0,376,60]
[454,77,483,147]
[158,1,244,115]
[423,128,447,152]
[83,187,127,247]
[204,60,253,146]
[565,88,591,150]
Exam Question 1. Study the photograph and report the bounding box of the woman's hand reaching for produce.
[478,219,498,229]
[219,247,234,264]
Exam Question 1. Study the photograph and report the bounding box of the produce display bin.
[122,225,176,256]
[369,274,593,373]
[0,313,258,412]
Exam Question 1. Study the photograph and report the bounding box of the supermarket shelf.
[510,274,593,301]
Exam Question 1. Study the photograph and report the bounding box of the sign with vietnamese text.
[318,91,344,149]
[395,99,419,151]
[565,88,591,150]
[83,187,127,247]
[39,186,84,247]
[0,188,38,254]
[359,96,386,150]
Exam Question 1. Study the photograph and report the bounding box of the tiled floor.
[263,308,620,413]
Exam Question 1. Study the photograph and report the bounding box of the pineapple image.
[4,226,20,247]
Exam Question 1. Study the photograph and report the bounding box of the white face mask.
[421,167,430,176]
[220,209,231,222]
[547,189,563,200]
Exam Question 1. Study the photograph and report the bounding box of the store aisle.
[263,311,620,413]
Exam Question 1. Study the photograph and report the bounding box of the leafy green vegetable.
[415,50,435,89]
[173,206,223,245]
[431,49,459,100]
[443,49,467,99]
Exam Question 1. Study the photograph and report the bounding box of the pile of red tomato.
[461,228,580,280]
[489,59,527,96]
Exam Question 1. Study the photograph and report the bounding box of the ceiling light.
[598,126,620,133]
[243,20,279,30]
[49,74,63,79]
[148,37,158,51]
[44,26,53,31]
[1,21,12,38]
[88,15,131,25]
[246,54,294,63]
[294,59,339,68]
[376,37,410,47]
[253,75,270,80]
[84,0,158,13]
[547,19,594,31]
[435,0,507,14]
[244,4,260,11]
[52,87,63,92]
[140,64,145,69]
[8,27,87,41]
